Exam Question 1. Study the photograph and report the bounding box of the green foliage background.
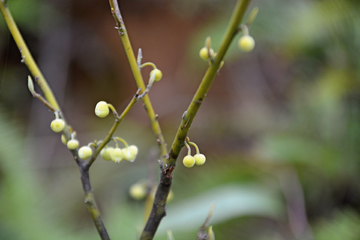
[1,0,360,239]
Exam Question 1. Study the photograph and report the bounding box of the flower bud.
[95,101,110,118]
[129,183,147,200]
[100,147,114,161]
[150,69,162,81]
[61,134,67,145]
[129,145,138,156]
[183,155,195,168]
[194,153,206,165]
[238,35,255,52]
[50,119,65,133]
[67,139,79,150]
[78,146,93,159]
[122,145,138,162]
[122,148,132,161]
[199,47,215,61]
[122,148,135,162]
[111,148,123,163]
[28,76,34,94]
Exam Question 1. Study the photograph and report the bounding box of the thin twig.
[108,0,168,159]
[32,91,56,112]
[0,2,59,110]
[77,159,111,240]
[0,3,111,239]
[167,0,251,166]
[0,2,72,140]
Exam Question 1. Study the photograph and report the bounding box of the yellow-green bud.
[78,146,93,159]
[61,134,67,145]
[28,76,34,94]
[129,183,147,200]
[183,155,195,168]
[238,35,255,52]
[100,147,114,161]
[111,148,123,163]
[95,101,110,118]
[194,153,206,165]
[122,148,132,161]
[129,145,138,156]
[122,145,138,162]
[150,69,162,81]
[122,148,135,162]
[67,139,79,150]
[199,47,215,61]
[50,119,65,133]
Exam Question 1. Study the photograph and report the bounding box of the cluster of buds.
[94,100,139,163]
[50,112,81,153]
[52,115,81,153]
[49,100,139,163]
[63,138,93,160]
[199,7,258,58]
[182,138,206,168]
[100,137,138,163]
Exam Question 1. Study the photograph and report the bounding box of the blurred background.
[1,0,360,239]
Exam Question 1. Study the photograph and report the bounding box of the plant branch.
[77,159,111,240]
[0,2,59,110]
[0,2,72,140]
[167,0,251,166]
[108,0,168,159]
[141,0,251,239]
[32,91,56,112]
[85,88,142,170]
[1,3,111,239]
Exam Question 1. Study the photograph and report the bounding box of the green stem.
[114,137,129,148]
[184,141,192,156]
[0,2,59,110]
[0,2,72,140]
[240,24,249,36]
[140,62,157,69]
[1,3,111,239]
[107,103,119,117]
[188,142,200,155]
[108,0,168,159]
